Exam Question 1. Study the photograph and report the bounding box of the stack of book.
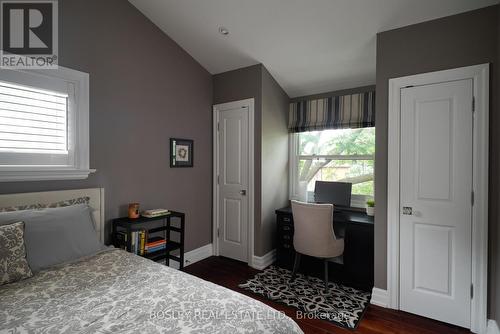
[145,236,167,254]
[142,209,170,218]
[114,231,168,256]
[115,230,147,255]
[131,230,146,256]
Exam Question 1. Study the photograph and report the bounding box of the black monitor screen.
[314,181,352,208]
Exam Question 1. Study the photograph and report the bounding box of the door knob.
[240,190,247,196]
[402,207,413,215]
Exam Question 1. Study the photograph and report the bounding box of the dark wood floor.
[184,256,472,334]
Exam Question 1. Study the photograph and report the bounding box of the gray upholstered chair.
[290,200,344,289]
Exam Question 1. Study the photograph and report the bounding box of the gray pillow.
[0,222,33,285]
[0,205,105,272]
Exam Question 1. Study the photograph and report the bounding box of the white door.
[400,79,473,328]
[216,104,249,262]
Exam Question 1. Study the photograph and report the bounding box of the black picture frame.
[170,138,193,168]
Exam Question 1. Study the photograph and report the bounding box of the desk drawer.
[277,214,293,225]
[278,228,294,250]
[279,241,294,250]
[280,224,293,232]
[276,212,295,256]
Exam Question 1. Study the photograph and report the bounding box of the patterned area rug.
[239,266,371,330]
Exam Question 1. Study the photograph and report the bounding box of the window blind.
[288,91,375,133]
[0,81,68,154]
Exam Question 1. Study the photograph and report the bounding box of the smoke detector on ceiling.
[218,27,229,36]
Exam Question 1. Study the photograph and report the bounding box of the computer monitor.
[314,181,352,208]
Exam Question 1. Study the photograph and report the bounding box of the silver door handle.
[402,207,413,215]
[240,190,247,196]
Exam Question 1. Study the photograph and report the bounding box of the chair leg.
[324,259,329,290]
[291,252,301,281]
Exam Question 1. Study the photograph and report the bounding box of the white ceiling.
[129,0,499,97]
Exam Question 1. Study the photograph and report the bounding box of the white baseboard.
[166,243,213,270]
[487,320,500,334]
[370,287,389,308]
[251,249,276,270]
[369,288,497,334]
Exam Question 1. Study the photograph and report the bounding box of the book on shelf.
[146,237,166,246]
[116,231,172,256]
[128,230,147,255]
[130,231,136,253]
[146,245,166,253]
[115,231,128,250]
[139,230,146,256]
[145,236,167,254]
[146,240,165,246]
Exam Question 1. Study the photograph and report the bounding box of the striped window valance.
[288,91,375,133]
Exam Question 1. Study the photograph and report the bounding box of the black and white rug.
[239,266,371,330]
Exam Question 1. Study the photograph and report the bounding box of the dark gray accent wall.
[260,67,290,256]
[0,0,214,252]
[375,5,499,320]
[213,64,263,255]
[213,64,263,107]
[213,64,289,256]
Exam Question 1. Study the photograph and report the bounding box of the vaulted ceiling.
[129,0,498,97]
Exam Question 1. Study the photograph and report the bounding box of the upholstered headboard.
[0,188,105,243]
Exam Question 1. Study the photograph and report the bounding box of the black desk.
[275,206,374,290]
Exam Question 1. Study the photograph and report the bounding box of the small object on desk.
[314,181,352,208]
[128,203,140,219]
[142,208,170,218]
[365,200,375,217]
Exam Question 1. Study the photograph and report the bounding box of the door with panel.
[399,79,473,328]
[217,106,249,262]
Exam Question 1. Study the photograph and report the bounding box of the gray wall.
[213,64,263,254]
[375,5,499,320]
[259,67,290,256]
[213,64,290,256]
[0,0,214,252]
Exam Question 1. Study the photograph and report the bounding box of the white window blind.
[0,81,68,154]
[0,67,93,181]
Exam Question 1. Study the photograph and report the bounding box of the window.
[0,67,93,181]
[290,127,375,208]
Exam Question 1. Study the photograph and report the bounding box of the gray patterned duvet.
[0,249,303,334]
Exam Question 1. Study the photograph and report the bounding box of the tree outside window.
[293,127,375,205]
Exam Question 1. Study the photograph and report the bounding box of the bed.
[0,188,303,334]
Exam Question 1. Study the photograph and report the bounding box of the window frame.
[289,130,374,208]
[0,66,94,182]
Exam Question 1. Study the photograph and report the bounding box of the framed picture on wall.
[170,138,193,167]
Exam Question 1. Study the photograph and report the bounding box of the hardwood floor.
[184,256,472,334]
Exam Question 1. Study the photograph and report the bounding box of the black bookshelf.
[112,211,185,270]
